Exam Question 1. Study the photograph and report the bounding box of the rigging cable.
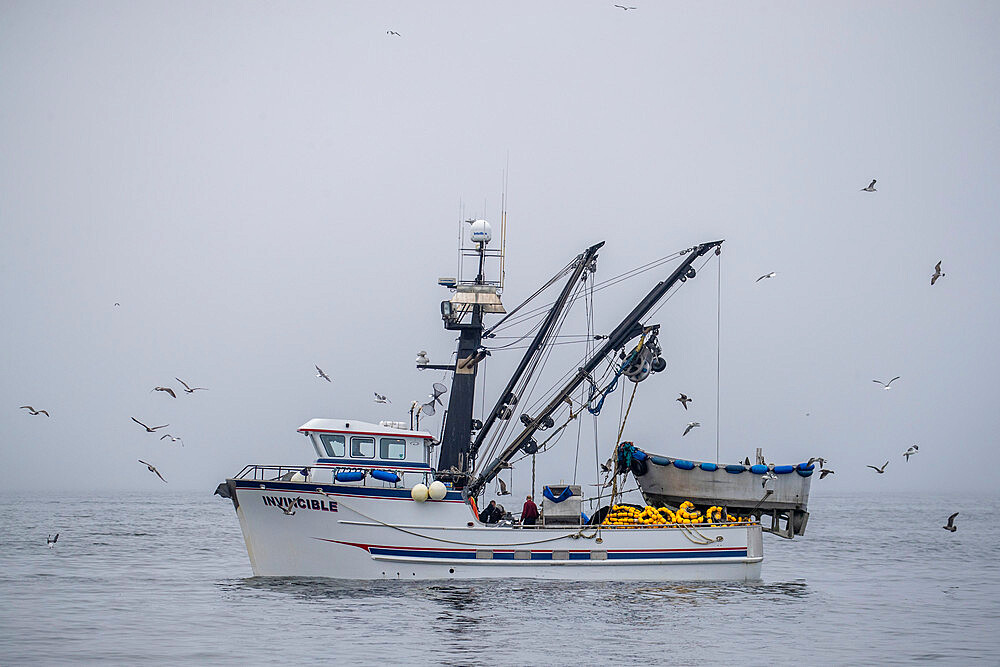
[483,259,575,336]
[474,277,586,474]
[487,250,685,335]
[716,247,722,465]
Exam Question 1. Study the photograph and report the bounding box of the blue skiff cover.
[543,486,575,503]
[699,462,718,472]
[725,464,747,474]
[750,464,769,474]
[335,470,366,482]
[649,456,672,466]
[371,469,400,483]
[773,465,795,474]
[673,459,695,470]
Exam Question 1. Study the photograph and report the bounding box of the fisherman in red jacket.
[521,495,539,526]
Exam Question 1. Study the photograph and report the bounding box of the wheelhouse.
[298,419,437,487]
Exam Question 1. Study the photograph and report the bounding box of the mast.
[465,239,723,499]
[466,241,604,467]
[434,220,504,485]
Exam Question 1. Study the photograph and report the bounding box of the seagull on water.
[873,376,900,390]
[903,444,919,462]
[374,393,391,404]
[819,468,835,479]
[152,386,176,398]
[175,378,208,393]
[861,179,877,192]
[132,417,168,432]
[943,512,959,532]
[931,261,945,286]
[138,459,167,483]
[683,421,700,436]
[47,533,59,547]
[867,461,889,474]
[19,406,49,416]
[159,434,184,446]
[315,365,332,382]
[677,393,692,410]
[755,271,777,283]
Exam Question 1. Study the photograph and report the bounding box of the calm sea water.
[1,491,997,665]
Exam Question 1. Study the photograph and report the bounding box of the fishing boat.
[216,220,813,580]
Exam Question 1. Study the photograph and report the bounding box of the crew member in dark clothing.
[478,500,502,524]
[521,495,539,526]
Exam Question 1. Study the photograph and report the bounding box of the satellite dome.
[470,220,492,244]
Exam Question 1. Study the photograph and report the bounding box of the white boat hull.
[226,479,763,581]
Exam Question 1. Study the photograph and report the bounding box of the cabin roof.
[298,418,434,440]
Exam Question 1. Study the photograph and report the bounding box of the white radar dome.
[411,483,429,502]
[428,480,448,500]
[469,220,492,244]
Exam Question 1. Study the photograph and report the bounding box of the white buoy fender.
[428,480,447,500]
[411,483,429,502]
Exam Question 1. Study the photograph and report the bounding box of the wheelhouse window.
[350,436,375,458]
[379,437,406,460]
[319,433,345,457]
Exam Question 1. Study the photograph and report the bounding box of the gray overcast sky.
[2,1,998,498]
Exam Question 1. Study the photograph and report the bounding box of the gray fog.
[2,2,997,497]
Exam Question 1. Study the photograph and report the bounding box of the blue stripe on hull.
[365,547,748,561]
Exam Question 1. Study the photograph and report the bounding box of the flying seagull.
[386,30,401,36]
[807,457,826,468]
[315,365,332,382]
[600,457,614,474]
[280,501,296,516]
[755,271,777,283]
[152,386,176,398]
[614,4,637,9]
[175,378,208,393]
[931,261,945,286]
[867,461,889,474]
[47,533,59,547]
[374,393,391,404]
[861,179,877,192]
[873,376,901,390]
[19,406,49,416]
[819,468,835,479]
[677,393,692,410]
[131,417,168,432]
[683,421,701,436]
[903,444,919,462]
[138,459,167,483]
[942,512,958,532]
[159,434,184,446]
[497,477,510,495]
[761,470,778,488]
